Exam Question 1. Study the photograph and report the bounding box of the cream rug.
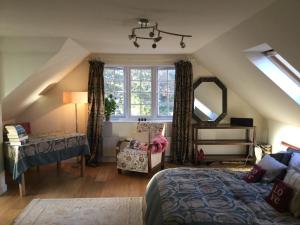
[13,197,143,225]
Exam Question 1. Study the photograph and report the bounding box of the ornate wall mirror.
[193,77,227,125]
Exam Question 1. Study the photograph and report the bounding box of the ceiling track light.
[129,18,192,49]
[133,38,140,48]
[180,36,186,48]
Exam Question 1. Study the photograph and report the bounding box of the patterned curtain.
[171,60,193,164]
[87,60,105,165]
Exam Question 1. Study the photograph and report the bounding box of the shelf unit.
[192,124,256,164]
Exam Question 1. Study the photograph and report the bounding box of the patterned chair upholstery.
[116,123,166,174]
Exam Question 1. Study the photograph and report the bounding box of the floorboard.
[0,160,250,225]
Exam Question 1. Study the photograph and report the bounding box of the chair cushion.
[117,148,148,173]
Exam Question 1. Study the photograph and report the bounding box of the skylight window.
[246,45,300,105]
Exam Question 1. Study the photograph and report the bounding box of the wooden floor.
[0,161,250,225]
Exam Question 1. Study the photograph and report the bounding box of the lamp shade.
[63,92,88,104]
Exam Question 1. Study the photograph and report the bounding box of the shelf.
[198,154,254,162]
[192,124,254,129]
[194,139,254,145]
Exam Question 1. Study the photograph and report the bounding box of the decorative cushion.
[258,155,287,182]
[284,168,300,217]
[265,180,294,213]
[289,153,300,170]
[243,165,266,183]
[270,152,292,166]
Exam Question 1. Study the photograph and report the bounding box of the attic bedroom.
[0,0,300,225]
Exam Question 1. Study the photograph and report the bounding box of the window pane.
[157,68,176,117]
[140,69,152,80]
[140,105,151,116]
[168,81,175,93]
[129,68,152,117]
[131,81,141,92]
[158,69,168,81]
[104,69,114,80]
[115,69,124,80]
[168,69,176,80]
[104,67,125,117]
[130,69,140,80]
[140,81,151,92]
[131,105,140,116]
[140,93,151,104]
[159,82,168,96]
[131,93,141,104]
[114,81,124,91]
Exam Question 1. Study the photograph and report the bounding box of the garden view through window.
[104,66,176,119]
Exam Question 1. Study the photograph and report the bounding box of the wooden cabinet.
[192,124,256,164]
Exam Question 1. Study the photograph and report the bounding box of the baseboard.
[0,171,7,195]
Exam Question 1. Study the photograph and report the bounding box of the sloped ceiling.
[2,39,89,120]
[193,0,300,126]
[0,0,273,54]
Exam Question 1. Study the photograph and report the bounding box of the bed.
[144,167,300,225]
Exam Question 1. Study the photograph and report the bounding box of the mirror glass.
[193,77,227,124]
[194,82,222,121]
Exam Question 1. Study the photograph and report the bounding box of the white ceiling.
[0,0,274,54]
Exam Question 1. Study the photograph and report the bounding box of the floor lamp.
[63,91,88,133]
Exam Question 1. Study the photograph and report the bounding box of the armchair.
[115,122,166,175]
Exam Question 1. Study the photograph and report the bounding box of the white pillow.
[284,168,300,217]
[258,155,287,182]
[289,153,300,169]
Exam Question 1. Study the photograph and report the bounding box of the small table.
[4,133,90,197]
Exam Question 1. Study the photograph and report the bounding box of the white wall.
[268,119,300,153]
[193,0,300,148]
[17,53,265,159]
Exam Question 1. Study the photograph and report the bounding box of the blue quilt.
[145,168,300,225]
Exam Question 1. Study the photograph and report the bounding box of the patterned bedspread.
[144,168,300,225]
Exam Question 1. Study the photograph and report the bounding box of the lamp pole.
[75,103,78,133]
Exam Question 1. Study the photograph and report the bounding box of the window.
[104,65,176,120]
[130,68,152,116]
[157,68,176,117]
[245,44,300,105]
[263,50,300,84]
[104,67,125,117]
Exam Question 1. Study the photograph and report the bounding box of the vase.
[105,115,111,121]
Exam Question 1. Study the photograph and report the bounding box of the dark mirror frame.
[192,76,227,125]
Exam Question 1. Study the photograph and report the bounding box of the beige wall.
[17,53,265,159]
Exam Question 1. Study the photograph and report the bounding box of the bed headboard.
[281,141,300,152]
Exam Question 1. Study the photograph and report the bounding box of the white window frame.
[103,66,126,118]
[128,66,153,119]
[156,66,176,119]
[104,65,175,121]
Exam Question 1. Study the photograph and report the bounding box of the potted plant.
[104,94,117,121]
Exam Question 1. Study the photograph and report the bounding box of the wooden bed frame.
[281,141,300,151]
